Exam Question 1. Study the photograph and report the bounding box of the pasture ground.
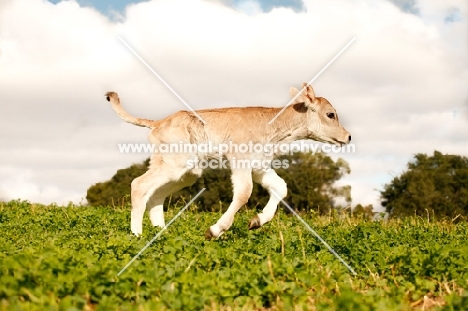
[0,200,467,310]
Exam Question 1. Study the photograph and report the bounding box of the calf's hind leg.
[130,170,164,236]
[130,159,199,236]
[146,173,199,228]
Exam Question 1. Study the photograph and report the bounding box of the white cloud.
[0,0,466,210]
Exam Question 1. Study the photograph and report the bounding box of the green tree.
[86,159,150,208]
[352,204,374,220]
[86,152,352,214]
[267,152,351,214]
[381,151,468,219]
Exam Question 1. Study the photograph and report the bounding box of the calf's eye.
[326,112,335,119]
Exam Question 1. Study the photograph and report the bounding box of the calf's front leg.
[205,169,253,239]
[248,169,287,229]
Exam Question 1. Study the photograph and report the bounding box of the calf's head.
[290,83,351,146]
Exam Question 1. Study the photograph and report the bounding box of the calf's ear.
[290,84,317,111]
[302,83,316,102]
[290,87,307,104]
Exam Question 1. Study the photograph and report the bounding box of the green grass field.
[0,200,467,310]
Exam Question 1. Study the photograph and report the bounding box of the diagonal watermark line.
[268,37,356,125]
[117,188,206,277]
[271,189,357,276]
[118,36,207,124]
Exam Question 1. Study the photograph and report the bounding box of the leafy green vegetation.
[1,200,467,310]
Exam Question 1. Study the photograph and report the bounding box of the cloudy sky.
[0,0,466,210]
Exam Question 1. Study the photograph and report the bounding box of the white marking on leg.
[130,167,174,236]
[253,170,287,226]
[148,203,165,228]
[146,175,198,229]
[130,175,155,236]
[210,169,252,237]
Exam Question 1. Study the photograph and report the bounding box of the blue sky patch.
[444,8,463,24]
[47,0,305,15]
[47,0,147,14]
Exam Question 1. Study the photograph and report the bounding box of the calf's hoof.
[248,215,261,230]
[204,228,214,240]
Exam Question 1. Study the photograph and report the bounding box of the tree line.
[86,150,468,220]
